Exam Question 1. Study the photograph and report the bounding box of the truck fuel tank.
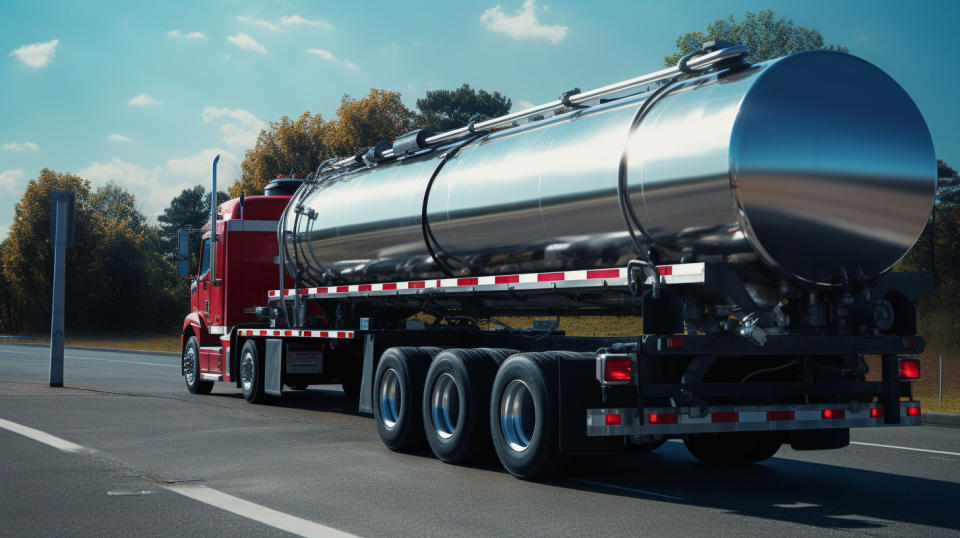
[283,50,935,288]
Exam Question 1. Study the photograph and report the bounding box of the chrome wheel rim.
[500,379,536,452]
[379,368,402,429]
[430,373,460,439]
[184,346,197,385]
[240,351,255,393]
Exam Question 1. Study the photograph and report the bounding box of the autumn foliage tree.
[232,89,413,197]
[0,170,183,334]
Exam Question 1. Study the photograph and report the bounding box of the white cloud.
[202,106,266,149]
[480,1,568,44]
[107,134,132,143]
[9,39,59,68]
[281,15,332,29]
[516,100,534,110]
[237,16,279,31]
[305,48,358,70]
[0,224,9,239]
[167,30,207,40]
[128,93,162,106]
[227,32,267,54]
[0,169,24,195]
[3,141,39,151]
[78,150,241,219]
[167,148,240,181]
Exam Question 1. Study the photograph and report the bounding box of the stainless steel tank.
[283,51,935,287]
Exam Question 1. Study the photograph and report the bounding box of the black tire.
[183,336,213,395]
[422,349,513,463]
[684,432,782,465]
[373,347,439,452]
[240,339,267,404]
[489,352,565,480]
[626,437,667,452]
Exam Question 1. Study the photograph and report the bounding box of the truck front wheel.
[240,340,267,404]
[183,336,213,395]
[684,432,782,465]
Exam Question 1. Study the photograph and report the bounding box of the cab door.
[195,237,212,319]
[194,237,212,372]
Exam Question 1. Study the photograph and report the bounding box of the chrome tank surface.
[284,51,935,287]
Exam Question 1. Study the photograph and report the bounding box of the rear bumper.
[587,401,921,436]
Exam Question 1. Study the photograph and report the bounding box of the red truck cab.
[182,192,293,385]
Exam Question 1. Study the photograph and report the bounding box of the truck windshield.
[199,238,210,278]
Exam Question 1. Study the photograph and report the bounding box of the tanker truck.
[176,43,934,479]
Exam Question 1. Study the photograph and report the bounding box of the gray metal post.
[49,200,67,387]
[939,355,943,408]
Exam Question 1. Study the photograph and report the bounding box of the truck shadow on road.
[558,441,960,532]
[211,385,959,532]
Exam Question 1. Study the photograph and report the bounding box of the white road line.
[0,417,354,537]
[0,418,92,453]
[851,441,960,457]
[65,356,178,368]
[164,485,355,537]
[569,478,682,501]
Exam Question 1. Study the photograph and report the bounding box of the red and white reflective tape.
[236,328,354,339]
[268,263,706,301]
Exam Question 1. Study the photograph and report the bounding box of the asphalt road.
[1,343,958,536]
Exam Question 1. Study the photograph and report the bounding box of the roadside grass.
[7,334,181,353]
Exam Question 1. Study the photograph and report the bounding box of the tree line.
[0,9,955,347]
[0,84,512,335]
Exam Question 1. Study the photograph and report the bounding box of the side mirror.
[177,230,192,279]
[178,230,190,260]
[177,260,192,278]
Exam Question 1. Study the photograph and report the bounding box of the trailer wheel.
[240,339,267,404]
[422,349,509,463]
[684,432,781,465]
[183,336,213,395]
[490,352,563,479]
[373,347,437,452]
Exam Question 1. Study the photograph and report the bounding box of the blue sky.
[2,0,958,238]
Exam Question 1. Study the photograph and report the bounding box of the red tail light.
[822,409,845,420]
[604,359,632,382]
[870,407,884,418]
[605,413,622,426]
[649,413,678,425]
[666,337,684,349]
[898,358,920,380]
[711,412,739,423]
[907,406,921,417]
